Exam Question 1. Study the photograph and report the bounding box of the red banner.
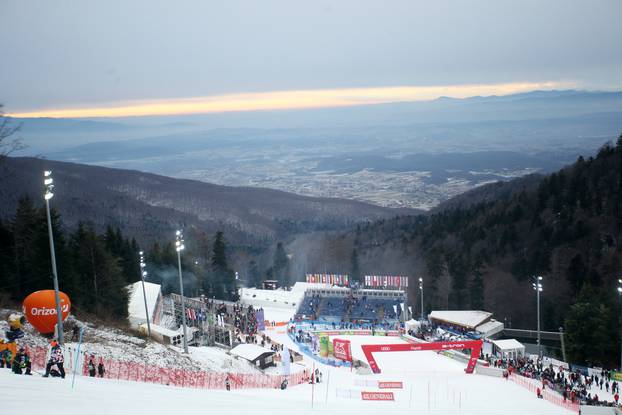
[363,275,409,288]
[361,391,395,401]
[23,344,308,390]
[333,338,352,361]
[361,340,483,374]
[378,381,403,389]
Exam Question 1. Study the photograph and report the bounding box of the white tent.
[476,320,504,338]
[127,281,162,329]
[491,339,525,359]
[429,310,492,330]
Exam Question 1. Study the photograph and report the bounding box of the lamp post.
[617,279,622,370]
[419,277,424,322]
[139,251,151,338]
[176,230,189,353]
[532,275,543,358]
[44,170,64,344]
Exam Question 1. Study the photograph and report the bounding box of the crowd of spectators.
[492,355,621,407]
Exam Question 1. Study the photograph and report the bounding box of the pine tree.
[273,242,290,287]
[247,260,261,288]
[350,249,361,284]
[68,223,128,319]
[0,219,14,301]
[469,268,484,309]
[210,231,237,300]
[565,285,618,367]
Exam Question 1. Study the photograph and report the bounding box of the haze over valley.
[13,90,622,210]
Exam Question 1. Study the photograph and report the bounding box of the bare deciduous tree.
[0,104,23,160]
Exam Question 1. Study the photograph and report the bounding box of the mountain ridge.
[0,157,416,246]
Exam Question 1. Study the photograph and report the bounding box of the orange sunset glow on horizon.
[7,81,574,119]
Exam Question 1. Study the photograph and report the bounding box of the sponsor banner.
[542,356,570,370]
[363,275,409,288]
[587,367,603,378]
[305,273,349,287]
[256,308,265,331]
[333,339,352,361]
[378,381,403,389]
[612,371,622,382]
[319,335,329,358]
[361,391,395,401]
[570,364,589,376]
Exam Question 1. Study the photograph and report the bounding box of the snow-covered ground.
[1,309,256,373]
[3,304,574,414]
[2,332,571,415]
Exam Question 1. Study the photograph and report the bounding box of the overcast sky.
[1,0,621,117]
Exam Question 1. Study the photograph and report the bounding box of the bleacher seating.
[296,290,404,323]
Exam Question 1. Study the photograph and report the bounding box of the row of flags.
[364,275,409,288]
[306,273,349,286]
[183,308,229,327]
[184,307,210,322]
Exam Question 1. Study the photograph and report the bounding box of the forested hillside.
[314,135,622,366]
[0,157,410,246]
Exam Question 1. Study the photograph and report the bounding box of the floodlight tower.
[532,275,543,358]
[44,170,64,344]
[618,278,622,370]
[139,251,151,337]
[176,230,189,353]
[418,277,424,322]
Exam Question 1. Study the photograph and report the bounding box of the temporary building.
[491,338,525,360]
[127,281,162,329]
[230,344,276,370]
[429,310,493,330]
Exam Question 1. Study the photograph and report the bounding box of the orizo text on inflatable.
[22,290,71,334]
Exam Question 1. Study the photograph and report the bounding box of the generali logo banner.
[361,391,395,401]
[333,338,352,361]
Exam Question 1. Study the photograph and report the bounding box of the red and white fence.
[26,345,307,390]
[509,373,579,413]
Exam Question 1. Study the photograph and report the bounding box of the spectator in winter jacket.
[11,347,31,375]
[88,356,96,377]
[43,340,65,379]
[536,387,543,399]
[0,348,11,369]
[97,360,105,378]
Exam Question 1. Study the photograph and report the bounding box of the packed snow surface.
[2,333,571,415]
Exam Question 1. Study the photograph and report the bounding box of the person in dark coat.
[97,359,105,378]
[11,347,31,375]
[43,340,65,378]
[88,356,96,377]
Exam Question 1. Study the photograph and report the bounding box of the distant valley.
[11,90,622,210]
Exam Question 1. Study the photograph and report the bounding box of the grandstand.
[295,286,406,323]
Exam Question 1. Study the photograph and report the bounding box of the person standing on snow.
[97,359,105,378]
[225,375,231,391]
[0,341,12,369]
[88,356,96,377]
[11,347,31,375]
[43,340,65,378]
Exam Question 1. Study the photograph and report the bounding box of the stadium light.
[43,170,63,344]
[418,277,424,322]
[139,251,152,338]
[618,279,622,370]
[176,230,189,353]
[532,275,543,358]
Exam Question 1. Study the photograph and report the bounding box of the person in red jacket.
[536,387,543,399]
[614,393,619,404]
